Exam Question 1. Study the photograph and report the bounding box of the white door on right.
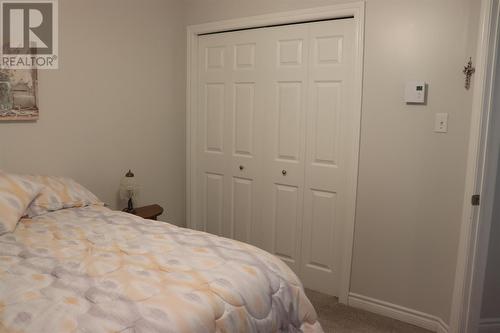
[300,19,356,296]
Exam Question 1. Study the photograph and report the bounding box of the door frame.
[186,2,365,303]
[449,0,500,331]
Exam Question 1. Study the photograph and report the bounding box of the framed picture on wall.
[0,68,38,121]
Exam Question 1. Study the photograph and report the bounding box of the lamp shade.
[119,170,139,201]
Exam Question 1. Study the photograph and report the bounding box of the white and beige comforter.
[0,205,322,332]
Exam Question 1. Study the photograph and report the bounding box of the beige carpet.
[305,289,432,333]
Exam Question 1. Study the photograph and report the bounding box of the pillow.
[26,176,103,217]
[0,171,43,234]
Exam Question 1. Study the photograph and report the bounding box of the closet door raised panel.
[197,31,264,243]
[257,25,309,275]
[300,19,356,296]
[229,30,265,243]
[197,36,228,232]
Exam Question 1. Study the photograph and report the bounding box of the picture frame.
[0,68,39,121]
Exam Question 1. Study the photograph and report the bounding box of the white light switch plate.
[434,113,448,133]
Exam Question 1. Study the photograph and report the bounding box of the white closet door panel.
[234,83,255,156]
[198,36,230,236]
[206,45,225,69]
[205,173,224,235]
[278,39,303,66]
[205,83,225,153]
[273,184,300,267]
[301,19,356,295]
[258,25,308,274]
[197,31,264,241]
[276,82,302,161]
[196,36,227,231]
[306,80,343,189]
[228,30,266,243]
[314,81,340,165]
[232,177,253,242]
[303,189,338,270]
[308,190,337,267]
[235,43,255,70]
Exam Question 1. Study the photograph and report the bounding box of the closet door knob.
[239,165,244,171]
[282,170,287,176]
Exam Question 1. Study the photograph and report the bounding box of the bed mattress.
[0,205,322,332]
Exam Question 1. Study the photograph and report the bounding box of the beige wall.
[0,0,187,225]
[352,0,478,322]
[185,0,480,322]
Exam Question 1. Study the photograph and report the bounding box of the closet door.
[257,25,309,274]
[194,18,358,297]
[196,30,265,241]
[300,19,356,295]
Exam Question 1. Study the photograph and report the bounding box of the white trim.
[449,0,500,332]
[186,2,364,36]
[479,318,500,333]
[186,2,365,304]
[437,318,450,333]
[348,293,449,333]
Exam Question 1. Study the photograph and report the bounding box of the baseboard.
[348,293,449,333]
[479,318,500,333]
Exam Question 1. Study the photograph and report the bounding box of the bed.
[0,203,323,332]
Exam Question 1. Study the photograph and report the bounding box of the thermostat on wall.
[405,81,427,104]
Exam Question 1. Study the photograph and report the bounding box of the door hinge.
[471,194,480,206]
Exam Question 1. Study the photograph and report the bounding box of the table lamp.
[119,170,139,213]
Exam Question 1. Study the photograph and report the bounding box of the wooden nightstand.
[125,204,164,220]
